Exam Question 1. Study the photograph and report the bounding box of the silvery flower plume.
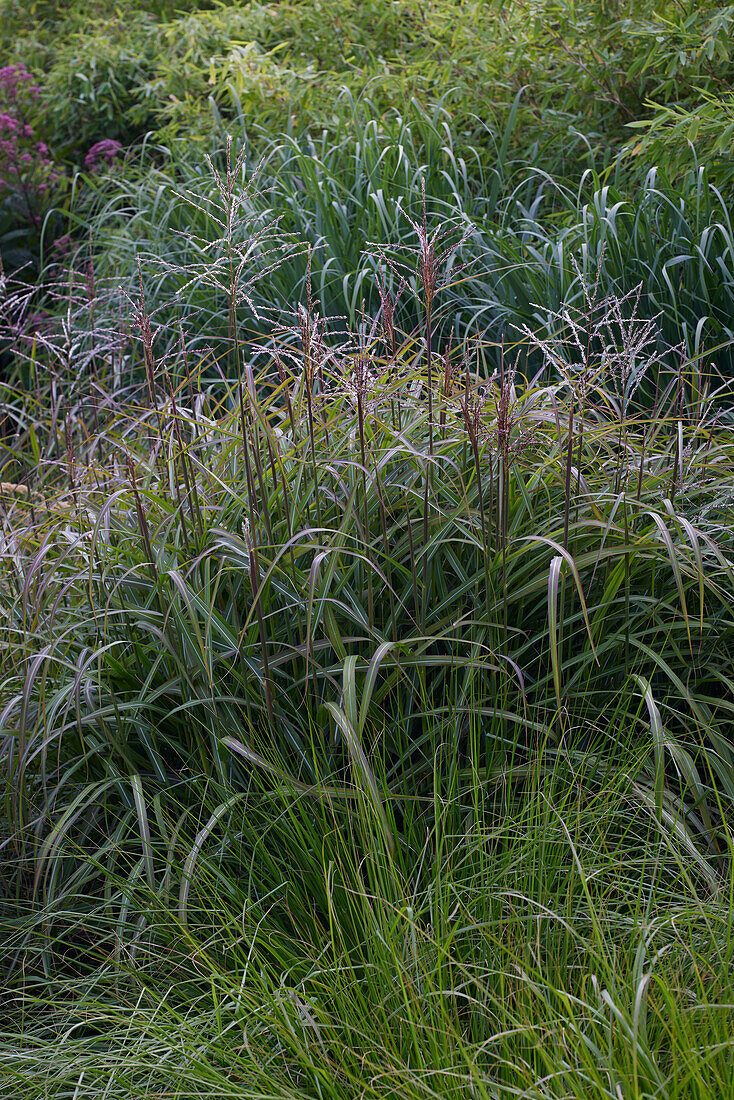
[154,137,304,326]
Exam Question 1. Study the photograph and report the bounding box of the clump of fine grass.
[4,749,734,1099]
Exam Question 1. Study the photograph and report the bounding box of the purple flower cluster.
[0,63,41,104]
[0,63,60,224]
[84,139,123,172]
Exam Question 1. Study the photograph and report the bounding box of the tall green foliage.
[3,225,734,1094]
[3,0,734,178]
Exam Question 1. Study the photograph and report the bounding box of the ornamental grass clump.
[2,227,733,854]
[2,150,734,1099]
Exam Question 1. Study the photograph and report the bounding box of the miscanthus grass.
[1,155,734,1098]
